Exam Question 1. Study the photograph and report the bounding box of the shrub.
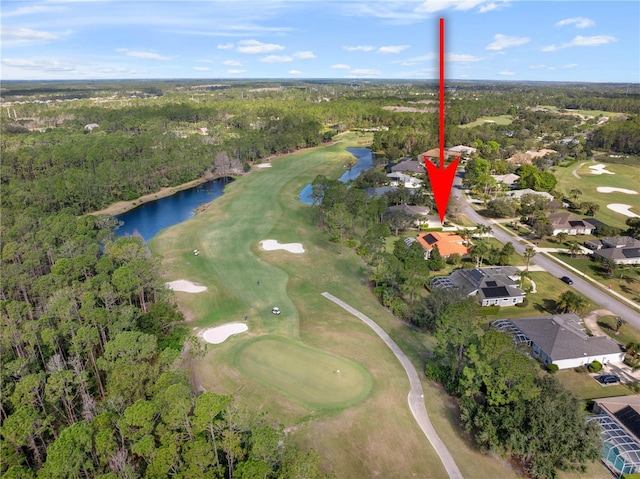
[515,298,529,308]
[420,226,443,232]
[547,363,559,373]
[588,361,603,373]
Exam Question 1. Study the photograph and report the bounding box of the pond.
[115,177,233,241]
[298,147,375,204]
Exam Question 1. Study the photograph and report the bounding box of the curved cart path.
[322,292,464,479]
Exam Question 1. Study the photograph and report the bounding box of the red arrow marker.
[424,17,460,223]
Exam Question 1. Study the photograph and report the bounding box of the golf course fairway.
[150,133,518,478]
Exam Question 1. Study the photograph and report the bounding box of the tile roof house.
[448,145,477,156]
[547,212,596,235]
[505,188,554,201]
[413,232,469,259]
[491,173,520,188]
[492,314,625,370]
[431,266,526,307]
[590,396,640,476]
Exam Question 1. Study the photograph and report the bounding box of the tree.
[567,241,582,258]
[470,241,490,268]
[532,218,553,239]
[384,210,415,236]
[569,189,582,202]
[556,290,589,314]
[580,201,600,216]
[555,231,568,244]
[427,245,445,271]
[325,203,353,254]
[486,197,517,218]
[625,217,640,239]
[524,246,536,272]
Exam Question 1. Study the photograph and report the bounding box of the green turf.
[556,368,638,400]
[150,132,530,478]
[235,336,371,409]
[458,115,513,128]
[553,162,640,230]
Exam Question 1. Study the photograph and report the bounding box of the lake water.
[298,147,374,204]
[115,177,233,241]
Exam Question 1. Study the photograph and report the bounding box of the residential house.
[420,148,459,161]
[589,396,640,476]
[547,212,596,235]
[448,145,477,157]
[387,205,431,226]
[506,188,554,201]
[412,232,469,259]
[492,173,520,188]
[431,266,526,307]
[387,172,424,188]
[588,236,640,265]
[492,314,625,370]
[390,159,425,174]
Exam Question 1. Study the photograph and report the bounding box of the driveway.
[322,292,464,479]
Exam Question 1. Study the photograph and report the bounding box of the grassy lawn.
[548,252,640,304]
[556,368,637,400]
[536,105,624,118]
[597,315,640,347]
[151,133,514,478]
[459,115,513,128]
[553,161,640,230]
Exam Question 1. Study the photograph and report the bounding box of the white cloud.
[350,68,381,76]
[293,51,316,59]
[331,64,351,70]
[227,69,247,74]
[478,2,500,13]
[555,17,595,28]
[217,43,234,50]
[116,49,170,60]
[416,0,496,14]
[2,58,74,72]
[542,35,616,52]
[343,45,375,52]
[260,55,293,63]
[498,70,515,75]
[193,66,210,71]
[2,26,60,46]
[486,34,530,51]
[2,5,65,17]
[378,45,410,54]
[561,63,579,69]
[223,60,242,66]
[288,70,303,75]
[447,53,484,62]
[237,39,284,54]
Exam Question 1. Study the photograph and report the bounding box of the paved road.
[322,292,464,479]
[453,173,640,328]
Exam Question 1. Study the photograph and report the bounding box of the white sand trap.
[588,164,614,175]
[597,187,638,195]
[165,280,207,293]
[607,204,640,218]
[200,322,248,344]
[256,163,272,168]
[261,239,305,253]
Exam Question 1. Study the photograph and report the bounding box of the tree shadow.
[534,299,556,314]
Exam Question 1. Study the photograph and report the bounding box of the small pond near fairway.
[298,147,374,204]
[115,177,233,241]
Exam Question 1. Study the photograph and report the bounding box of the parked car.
[596,374,620,385]
[272,307,281,315]
[560,276,574,285]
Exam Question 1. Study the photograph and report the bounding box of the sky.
[1,0,639,82]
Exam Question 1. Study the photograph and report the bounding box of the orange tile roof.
[416,232,469,257]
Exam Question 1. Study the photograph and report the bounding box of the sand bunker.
[597,187,638,195]
[199,322,248,344]
[256,163,272,168]
[588,164,614,175]
[607,204,640,218]
[165,280,207,293]
[261,239,305,253]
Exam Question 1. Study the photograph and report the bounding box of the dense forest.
[1,79,639,478]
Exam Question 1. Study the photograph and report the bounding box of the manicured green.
[236,336,371,409]
[458,115,513,128]
[553,162,640,230]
